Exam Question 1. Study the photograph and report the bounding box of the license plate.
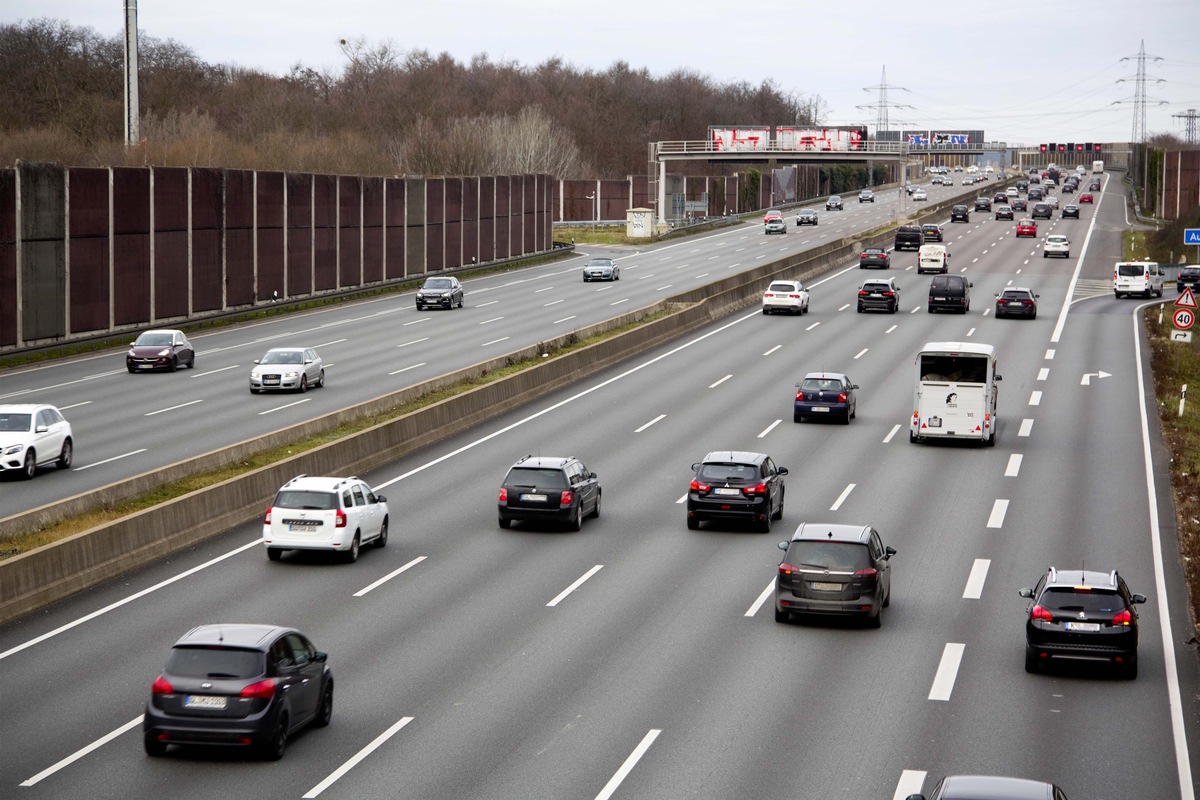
[928,417,942,428]
[185,695,227,709]
[1065,621,1100,632]
[521,493,547,502]
[933,296,947,301]
[870,293,882,297]
[287,523,319,531]
[811,581,842,591]
[713,487,741,496]
[811,406,829,413]
[138,364,151,369]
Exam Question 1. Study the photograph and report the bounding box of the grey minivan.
[928,274,971,314]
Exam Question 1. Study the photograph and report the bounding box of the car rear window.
[785,541,870,571]
[1118,264,1147,277]
[1039,588,1126,613]
[166,646,264,679]
[863,283,892,292]
[1001,291,1030,300]
[697,463,758,482]
[1182,268,1200,278]
[274,490,337,510]
[768,283,797,292]
[505,467,568,488]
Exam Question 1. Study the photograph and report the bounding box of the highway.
[2,172,1197,799]
[1,178,954,518]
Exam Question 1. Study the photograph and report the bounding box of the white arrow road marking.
[1081,370,1112,385]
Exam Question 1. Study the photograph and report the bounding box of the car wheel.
[771,488,784,520]
[262,715,288,761]
[314,681,334,727]
[909,430,919,443]
[187,354,195,369]
[498,517,511,529]
[774,609,790,624]
[128,366,136,373]
[842,410,851,425]
[57,438,73,469]
[144,733,167,757]
[1024,646,1040,674]
[170,356,179,371]
[614,273,620,280]
[459,296,465,307]
[570,503,583,532]
[1031,311,1037,319]
[866,610,882,629]
[762,308,769,315]
[588,491,601,519]
[251,388,260,394]
[687,516,699,530]
[856,305,863,313]
[986,429,996,447]
[343,533,360,564]
[374,517,388,548]
[758,509,772,533]
[267,547,283,561]
[883,585,891,608]
[317,369,325,388]
[1121,657,1138,680]
[794,413,802,423]
[20,449,35,480]
[298,375,307,393]
[583,276,589,282]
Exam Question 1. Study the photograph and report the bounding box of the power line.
[1174,108,1199,146]
[857,66,912,136]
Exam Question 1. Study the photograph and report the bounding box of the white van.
[1093,160,1105,173]
[917,244,949,274]
[911,342,1001,446]
[1114,261,1164,298]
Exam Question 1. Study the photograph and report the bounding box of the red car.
[1079,193,1094,204]
[1015,219,1038,237]
[763,209,783,223]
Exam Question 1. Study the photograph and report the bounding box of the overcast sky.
[8,0,1200,147]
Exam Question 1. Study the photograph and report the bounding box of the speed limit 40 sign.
[1174,308,1195,330]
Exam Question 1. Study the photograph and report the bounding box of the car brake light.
[764,293,774,298]
[795,391,805,401]
[690,479,710,492]
[264,508,272,524]
[1112,609,1132,626]
[743,483,767,496]
[240,679,277,700]
[498,487,508,502]
[788,294,801,298]
[778,563,799,576]
[854,568,878,579]
[858,290,869,296]
[152,675,174,695]
[1023,299,1034,306]
[882,291,893,297]
[838,392,848,402]
[1031,605,1054,621]
[335,508,347,528]
[560,490,574,506]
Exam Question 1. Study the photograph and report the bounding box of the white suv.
[0,404,74,479]
[1043,234,1070,258]
[263,475,390,563]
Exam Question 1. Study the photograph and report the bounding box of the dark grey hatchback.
[775,523,895,627]
[497,455,600,531]
[687,451,787,532]
[144,624,332,760]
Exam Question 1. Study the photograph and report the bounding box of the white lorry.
[1092,160,1104,173]
[910,342,1001,446]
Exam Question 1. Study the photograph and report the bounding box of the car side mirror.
[691,463,701,471]
[776,467,789,476]
[995,374,1003,381]
[968,281,973,287]
[1130,593,1147,604]
[590,472,597,480]
[253,359,261,364]
[36,425,49,434]
[1018,588,1034,598]
[995,293,1001,297]
[1035,294,1041,298]
[777,541,789,551]
[885,546,897,557]
[305,359,313,364]
[376,495,386,503]
[314,651,328,663]
[851,384,859,390]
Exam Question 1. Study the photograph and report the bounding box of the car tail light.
[795,391,805,401]
[560,490,574,506]
[1023,299,1034,306]
[764,293,774,298]
[858,290,869,297]
[778,563,799,576]
[1112,609,1132,626]
[240,679,277,700]
[690,479,710,493]
[855,568,878,579]
[151,675,175,695]
[498,487,508,503]
[837,392,848,402]
[743,483,767,496]
[788,294,801,299]
[335,508,347,528]
[1031,605,1054,621]
[860,254,868,260]
[264,508,272,524]
[882,291,894,297]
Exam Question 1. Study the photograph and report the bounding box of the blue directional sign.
[1185,228,1200,245]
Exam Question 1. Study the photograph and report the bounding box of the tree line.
[0,19,828,178]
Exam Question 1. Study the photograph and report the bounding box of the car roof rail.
[1048,565,1058,582]
[1108,569,1118,586]
[284,473,307,486]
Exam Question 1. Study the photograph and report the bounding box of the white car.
[762,280,810,315]
[249,347,325,393]
[1006,187,1019,199]
[263,475,390,562]
[912,188,928,201]
[0,404,73,479]
[1043,234,1070,258]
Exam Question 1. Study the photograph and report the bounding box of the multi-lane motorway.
[2,173,1198,800]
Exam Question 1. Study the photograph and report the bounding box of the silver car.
[250,347,325,393]
[582,257,620,281]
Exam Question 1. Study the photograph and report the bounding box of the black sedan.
[859,248,890,269]
[995,288,1038,319]
[127,329,195,372]
[686,451,787,532]
[1011,197,1028,212]
[1062,204,1080,218]
[144,623,333,760]
[794,371,857,423]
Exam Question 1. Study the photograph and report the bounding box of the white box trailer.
[910,342,1001,446]
[1093,160,1104,173]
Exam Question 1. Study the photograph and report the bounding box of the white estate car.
[1043,234,1071,258]
[0,404,73,479]
[762,280,810,315]
[263,475,390,562]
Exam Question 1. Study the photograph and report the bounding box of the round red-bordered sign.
[1174,308,1195,330]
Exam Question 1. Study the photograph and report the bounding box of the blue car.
[794,372,858,424]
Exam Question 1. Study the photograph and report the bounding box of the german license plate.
[287,523,319,531]
[1065,621,1100,632]
[138,364,151,369]
[184,695,227,709]
[928,417,942,427]
[521,493,547,502]
[811,581,841,591]
[933,296,947,301]
[811,406,829,412]
[713,488,740,496]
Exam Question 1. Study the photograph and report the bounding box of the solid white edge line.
[0,539,262,661]
[894,770,928,800]
[547,565,604,607]
[74,448,147,471]
[635,414,666,433]
[1132,306,1197,799]
[302,716,415,799]
[1005,453,1023,477]
[745,580,775,617]
[928,642,965,701]
[19,715,143,786]
[758,419,781,438]
[353,556,427,597]
[963,558,990,599]
[593,729,661,800]
[986,499,1009,528]
[830,483,856,511]
[882,424,901,444]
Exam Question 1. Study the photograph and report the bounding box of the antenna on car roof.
[1081,559,1086,584]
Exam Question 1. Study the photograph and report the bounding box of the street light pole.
[585,193,596,233]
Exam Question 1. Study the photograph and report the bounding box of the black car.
[950,205,970,223]
[857,277,900,313]
[826,195,844,210]
[1061,182,1075,193]
[1178,266,1200,293]
[994,206,1014,220]
[1028,187,1045,202]
[921,223,943,242]
[497,455,600,531]
[1089,179,1102,191]
[127,329,195,372]
[1031,203,1053,220]
[144,624,333,760]
[1019,567,1146,678]
[1061,204,1080,219]
[859,247,890,269]
[794,372,857,423]
[894,224,924,250]
[974,196,992,211]
[1016,180,1029,192]
[995,288,1039,319]
[928,274,971,314]
[1011,197,1028,212]
[416,276,464,309]
[906,775,1070,800]
[687,451,787,532]
[795,208,818,226]
[775,523,895,627]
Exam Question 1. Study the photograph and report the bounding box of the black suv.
[1177,265,1200,293]
[497,455,600,530]
[894,224,924,251]
[687,451,787,532]
[921,223,944,242]
[950,205,970,223]
[144,624,333,760]
[1019,567,1146,678]
[775,523,895,627]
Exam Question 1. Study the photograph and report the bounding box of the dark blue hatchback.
[794,372,857,424]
